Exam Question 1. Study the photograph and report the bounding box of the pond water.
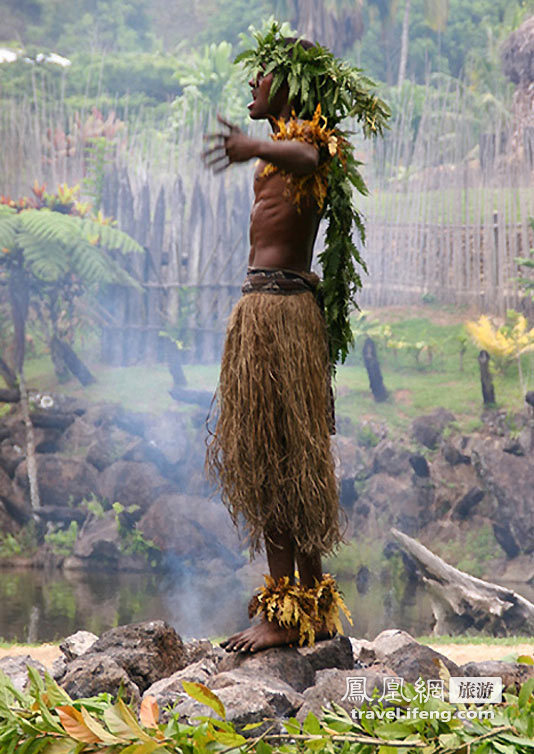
[2,566,533,644]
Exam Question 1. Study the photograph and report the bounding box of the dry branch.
[391,527,534,635]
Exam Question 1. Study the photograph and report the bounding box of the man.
[204,24,389,653]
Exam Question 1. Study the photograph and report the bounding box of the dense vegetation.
[0,668,533,754]
[2,0,534,113]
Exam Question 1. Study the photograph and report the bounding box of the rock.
[452,487,485,519]
[352,474,431,537]
[56,418,99,454]
[143,658,220,714]
[0,439,24,477]
[0,655,47,693]
[297,636,354,672]
[349,637,377,666]
[97,461,174,516]
[209,670,304,716]
[173,672,303,731]
[498,555,534,583]
[182,638,225,667]
[15,455,98,508]
[461,661,534,692]
[0,466,31,525]
[82,402,122,428]
[86,427,136,471]
[296,667,398,720]
[412,409,455,450]
[52,655,67,681]
[493,522,521,559]
[333,436,370,481]
[138,494,242,562]
[59,630,99,661]
[370,630,461,682]
[442,442,471,466]
[60,654,140,702]
[409,454,430,477]
[113,409,151,437]
[30,411,75,431]
[472,436,534,554]
[88,620,187,693]
[372,440,411,476]
[218,645,315,692]
[70,511,121,567]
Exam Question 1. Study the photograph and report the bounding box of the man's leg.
[221,526,302,652]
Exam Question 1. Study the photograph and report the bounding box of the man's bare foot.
[220,620,335,653]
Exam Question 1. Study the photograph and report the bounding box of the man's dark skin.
[203,68,330,653]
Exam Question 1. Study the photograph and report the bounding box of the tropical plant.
[465,310,534,390]
[170,41,248,127]
[0,182,142,383]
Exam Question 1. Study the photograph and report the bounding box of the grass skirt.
[206,290,341,557]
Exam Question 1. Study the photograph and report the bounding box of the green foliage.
[170,41,248,127]
[0,522,38,559]
[44,521,79,557]
[112,502,160,566]
[0,667,533,753]
[0,533,22,558]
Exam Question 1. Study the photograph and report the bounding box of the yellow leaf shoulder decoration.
[248,573,352,646]
[261,104,345,212]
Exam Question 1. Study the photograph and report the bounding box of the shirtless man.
[204,27,388,653]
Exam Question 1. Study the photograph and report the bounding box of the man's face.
[247,68,288,120]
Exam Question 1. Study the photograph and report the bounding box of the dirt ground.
[0,642,532,670]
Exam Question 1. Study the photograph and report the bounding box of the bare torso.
[249,159,320,272]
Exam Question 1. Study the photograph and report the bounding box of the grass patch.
[418,635,534,645]
[6,305,532,439]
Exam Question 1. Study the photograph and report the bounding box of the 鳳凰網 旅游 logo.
[342,675,501,722]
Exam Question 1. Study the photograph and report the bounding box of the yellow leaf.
[116,698,153,742]
[80,706,123,744]
[102,704,136,740]
[139,695,159,728]
[182,681,226,719]
[56,705,101,743]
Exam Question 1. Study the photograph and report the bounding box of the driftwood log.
[391,528,534,635]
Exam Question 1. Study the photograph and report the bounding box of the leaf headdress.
[235,22,390,366]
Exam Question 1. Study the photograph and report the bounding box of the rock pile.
[2,623,533,731]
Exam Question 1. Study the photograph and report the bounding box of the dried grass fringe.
[206,291,342,557]
[248,574,353,646]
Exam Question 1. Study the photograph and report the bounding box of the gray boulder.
[143,658,220,716]
[88,620,187,692]
[60,654,139,702]
[59,630,99,661]
[218,645,315,692]
[297,667,399,720]
[461,660,534,692]
[412,409,455,450]
[0,655,47,693]
[15,455,98,508]
[297,636,354,672]
[367,629,461,682]
[172,671,303,732]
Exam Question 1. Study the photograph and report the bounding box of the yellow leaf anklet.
[248,573,352,646]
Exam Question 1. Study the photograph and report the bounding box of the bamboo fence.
[2,81,534,364]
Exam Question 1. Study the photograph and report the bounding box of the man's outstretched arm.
[203,115,318,175]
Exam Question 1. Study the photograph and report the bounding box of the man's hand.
[203,115,258,173]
